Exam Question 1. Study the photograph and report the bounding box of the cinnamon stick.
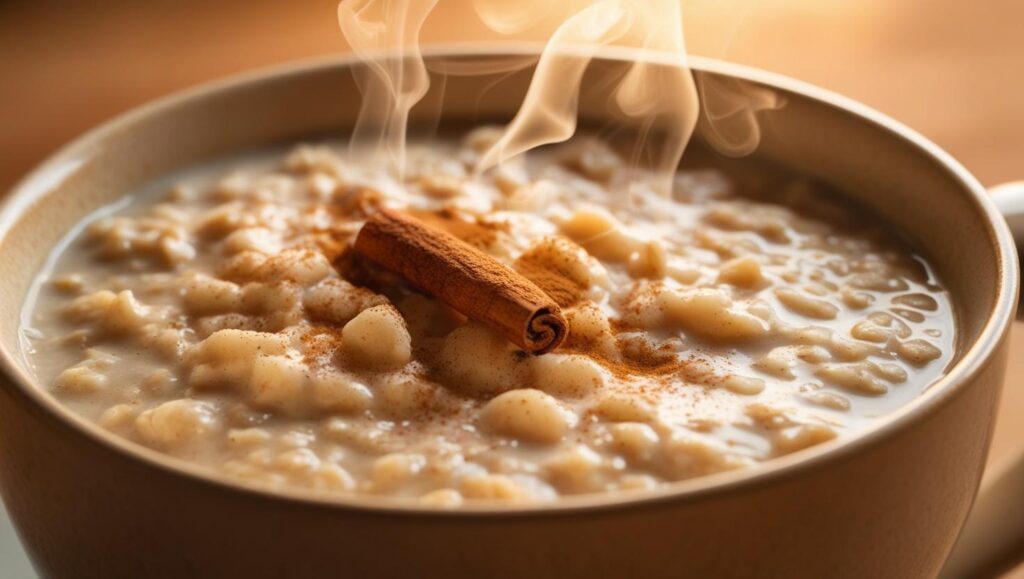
[353,208,568,355]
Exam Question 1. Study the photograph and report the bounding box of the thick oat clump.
[24,129,953,504]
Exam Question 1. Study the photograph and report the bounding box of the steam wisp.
[697,73,784,157]
[337,0,438,175]
[337,0,780,193]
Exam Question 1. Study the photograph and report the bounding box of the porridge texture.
[23,129,954,504]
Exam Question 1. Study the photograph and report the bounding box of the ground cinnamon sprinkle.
[408,207,506,250]
[300,325,346,368]
[563,290,723,387]
[564,340,689,380]
[331,185,385,218]
[310,232,350,262]
[514,253,586,308]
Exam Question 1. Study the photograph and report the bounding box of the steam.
[475,1,635,172]
[337,0,438,174]
[337,0,779,192]
[471,0,553,35]
[470,0,702,196]
[697,73,784,158]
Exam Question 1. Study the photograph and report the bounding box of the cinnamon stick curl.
[353,208,568,355]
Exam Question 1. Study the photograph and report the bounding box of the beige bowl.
[0,48,1021,579]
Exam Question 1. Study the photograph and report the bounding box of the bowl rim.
[0,44,1017,517]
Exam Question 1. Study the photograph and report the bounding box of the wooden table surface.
[1,0,1023,576]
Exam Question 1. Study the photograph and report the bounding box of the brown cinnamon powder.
[513,258,586,309]
[408,208,505,250]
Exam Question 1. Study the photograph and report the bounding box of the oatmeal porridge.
[21,128,954,504]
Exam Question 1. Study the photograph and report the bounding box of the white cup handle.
[940,181,1024,578]
[992,182,1024,249]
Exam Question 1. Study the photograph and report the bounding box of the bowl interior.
[0,49,1008,504]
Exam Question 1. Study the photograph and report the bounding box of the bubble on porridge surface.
[892,293,939,312]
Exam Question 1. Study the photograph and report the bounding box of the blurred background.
[0,0,1022,576]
